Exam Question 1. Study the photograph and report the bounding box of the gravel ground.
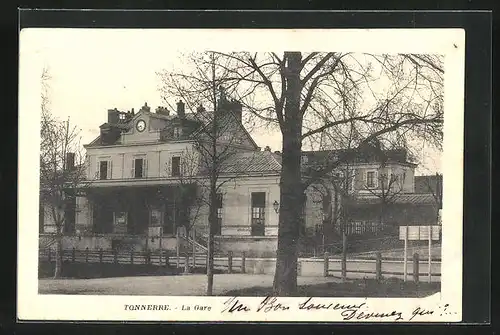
[39,274,341,296]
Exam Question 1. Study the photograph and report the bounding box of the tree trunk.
[206,188,216,296]
[53,233,63,279]
[273,52,303,296]
[206,146,218,295]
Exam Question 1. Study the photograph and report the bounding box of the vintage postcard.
[18,28,464,322]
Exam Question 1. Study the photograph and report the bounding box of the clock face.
[136,120,146,132]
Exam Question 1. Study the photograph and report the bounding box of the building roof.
[302,148,417,167]
[354,193,438,205]
[219,150,282,174]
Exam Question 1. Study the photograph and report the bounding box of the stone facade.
[39,100,430,257]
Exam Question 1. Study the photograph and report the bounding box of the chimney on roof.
[65,152,75,171]
[131,108,135,116]
[264,146,271,152]
[107,108,119,124]
[218,97,243,124]
[177,100,185,118]
[156,106,170,116]
[139,102,151,114]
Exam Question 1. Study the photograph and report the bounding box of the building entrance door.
[92,201,113,233]
[163,203,177,235]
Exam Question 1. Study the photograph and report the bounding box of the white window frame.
[96,156,112,180]
[173,127,182,138]
[248,188,269,236]
[131,154,147,178]
[171,155,182,177]
[366,170,378,189]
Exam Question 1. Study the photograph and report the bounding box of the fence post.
[342,231,347,283]
[413,253,420,285]
[114,249,118,264]
[184,255,190,274]
[323,252,329,277]
[146,250,151,265]
[375,252,382,282]
[72,247,76,262]
[241,252,246,274]
[176,231,180,268]
[48,248,52,263]
[164,254,169,267]
[228,251,233,274]
[99,248,103,264]
[192,229,196,268]
[85,247,89,263]
[297,259,302,277]
[130,250,134,264]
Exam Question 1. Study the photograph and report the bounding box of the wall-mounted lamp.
[273,200,280,214]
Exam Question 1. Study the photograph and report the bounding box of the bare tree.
[362,159,406,229]
[157,52,258,295]
[40,67,88,278]
[160,51,444,295]
[166,147,207,235]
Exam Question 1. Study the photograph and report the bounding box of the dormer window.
[118,113,126,121]
[173,127,182,138]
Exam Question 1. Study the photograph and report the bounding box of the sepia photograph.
[18,27,464,322]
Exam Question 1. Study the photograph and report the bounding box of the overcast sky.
[21,29,444,175]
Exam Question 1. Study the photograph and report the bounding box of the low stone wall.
[216,236,278,257]
[41,235,178,252]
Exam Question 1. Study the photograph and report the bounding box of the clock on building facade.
[136,119,146,132]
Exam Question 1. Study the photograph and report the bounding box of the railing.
[193,230,222,252]
[39,235,58,249]
[185,230,208,253]
[39,248,247,274]
[322,251,441,283]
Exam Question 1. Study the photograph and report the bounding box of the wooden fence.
[39,248,246,274]
[39,248,440,282]
[322,251,440,283]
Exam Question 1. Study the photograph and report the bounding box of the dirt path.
[39,274,340,296]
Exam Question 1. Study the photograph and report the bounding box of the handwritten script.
[220,297,452,322]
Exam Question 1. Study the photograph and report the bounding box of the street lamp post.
[273,200,280,214]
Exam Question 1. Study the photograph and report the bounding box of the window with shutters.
[97,158,112,180]
[99,161,108,180]
[132,156,147,178]
[173,127,182,138]
[171,156,181,176]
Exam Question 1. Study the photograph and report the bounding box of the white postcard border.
[18,28,465,322]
